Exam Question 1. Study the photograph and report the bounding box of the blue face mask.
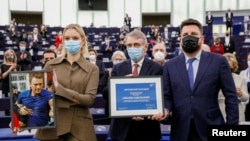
[20,46,26,51]
[64,40,81,54]
[127,47,143,62]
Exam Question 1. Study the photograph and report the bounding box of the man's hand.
[19,106,32,115]
[150,108,169,121]
[132,116,144,121]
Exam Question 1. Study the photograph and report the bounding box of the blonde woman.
[33,24,99,141]
[219,53,249,123]
[0,49,20,97]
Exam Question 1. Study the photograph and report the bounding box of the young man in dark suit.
[163,18,239,141]
[104,30,167,141]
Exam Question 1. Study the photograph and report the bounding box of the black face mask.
[226,33,229,36]
[6,56,14,62]
[182,35,200,53]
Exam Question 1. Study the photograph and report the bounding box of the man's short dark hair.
[43,49,57,58]
[180,18,203,35]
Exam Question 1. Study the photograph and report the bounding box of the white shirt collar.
[184,49,202,63]
[131,57,144,67]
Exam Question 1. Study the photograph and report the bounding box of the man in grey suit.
[163,18,239,141]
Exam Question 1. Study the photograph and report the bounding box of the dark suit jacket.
[16,51,32,70]
[206,15,213,25]
[163,51,239,141]
[106,58,163,141]
[226,12,234,25]
[100,41,116,59]
[221,36,236,53]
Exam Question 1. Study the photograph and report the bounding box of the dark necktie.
[187,58,196,90]
[133,63,139,76]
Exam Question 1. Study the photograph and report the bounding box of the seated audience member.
[208,33,219,47]
[40,24,48,39]
[42,49,57,68]
[161,25,172,48]
[210,37,224,55]
[16,41,32,70]
[86,35,93,49]
[117,38,129,58]
[27,38,39,62]
[100,36,116,60]
[201,44,211,52]
[88,48,107,94]
[31,27,42,49]
[239,53,250,121]
[156,35,165,45]
[219,53,249,123]
[150,25,159,40]
[0,49,20,98]
[152,43,168,66]
[55,30,62,48]
[108,50,127,76]
[147,37,156,59]
[19,28,28,43]
[221,31,236,54]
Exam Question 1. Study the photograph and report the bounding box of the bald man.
[152,43,168,66]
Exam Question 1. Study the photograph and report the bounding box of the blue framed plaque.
[109,76,164,117]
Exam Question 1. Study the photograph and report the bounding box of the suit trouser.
[187,119,202,141]
[41,133,81,141]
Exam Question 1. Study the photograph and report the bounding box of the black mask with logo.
[182,35,200,53]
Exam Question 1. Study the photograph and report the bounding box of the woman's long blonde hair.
[61,24,89,58]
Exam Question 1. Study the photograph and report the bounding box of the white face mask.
[153,51,165,61]
[248,61,250,68]
[89,55,96,61]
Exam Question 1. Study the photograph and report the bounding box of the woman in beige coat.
[219,53,249,123]
[35,24,99,141]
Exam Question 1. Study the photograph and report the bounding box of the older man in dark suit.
[163,18,239,141]
[104,30,167,141]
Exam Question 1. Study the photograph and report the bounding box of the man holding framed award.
[104,30,168,141]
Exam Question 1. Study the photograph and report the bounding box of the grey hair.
[111,50,127,61]
[125,30,148,45]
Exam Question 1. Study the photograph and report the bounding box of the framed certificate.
[9,70,56,130]
[109,76,164,117]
